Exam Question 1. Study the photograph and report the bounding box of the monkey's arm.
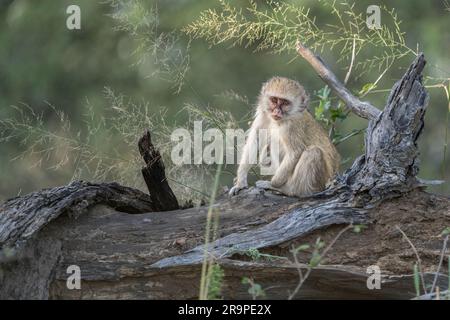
[229,115,263,196]
[270,152,301,188]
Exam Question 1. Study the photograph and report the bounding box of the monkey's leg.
[280,146,328,197]
[229,119,262,196]
[270,152,299,189]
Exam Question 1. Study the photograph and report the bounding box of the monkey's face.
[268,96,291,121]
[260,77,309,121]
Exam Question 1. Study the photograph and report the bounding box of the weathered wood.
[49,259,450,300]
[340,53,429,204]
[0,181,155,249]
[138,130,179,211]
[1,187,447,299]
[151,194,369,268]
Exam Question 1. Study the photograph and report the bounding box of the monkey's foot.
[228,185,248,196]
[255,180,273,190]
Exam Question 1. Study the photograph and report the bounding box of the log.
[1,187,449,299]
[1,52,449,300]
[0,181,155,249]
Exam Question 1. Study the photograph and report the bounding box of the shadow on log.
[1,51,449,300]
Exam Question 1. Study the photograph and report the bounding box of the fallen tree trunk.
[1,52,449,299]
[1,186,448,299]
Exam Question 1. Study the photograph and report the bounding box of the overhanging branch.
[296,41,382,120]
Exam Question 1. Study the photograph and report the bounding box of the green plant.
[448,255,450,300]
[413,263,421,297]
[0,89,231,204]
[184,0,414,74]
[207,263,225,300]
[288,225,353,299]
[312,85,364,145]
[241,277,266,300]
[105,0,190,93]
[353,224,368,233]
[199,163,223,300]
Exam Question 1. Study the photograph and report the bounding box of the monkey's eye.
[279,98,289,106]
[269,96,278,104]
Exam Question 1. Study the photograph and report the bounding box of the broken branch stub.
[138,130,179,211]
[341,54,429,203]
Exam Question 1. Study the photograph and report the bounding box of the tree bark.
[1,52,449,300]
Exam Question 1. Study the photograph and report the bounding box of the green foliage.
[184,0,414,74]
[200,163,224,300]
[353,224,368,234]
[314,86,332,124]
[241,277,266,300]
[309,238,325,268]
[292,244,310,254]
[441,227,450,236]
[105,0,190,93]
[207,263,225,300]
[183,0,317,54]
[312,86,364,146]
[0,89,223,204]
[313,86,346,125]
[413,263,421,297]
[448,256,450,299]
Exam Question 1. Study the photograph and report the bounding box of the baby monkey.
[229,77,340,197]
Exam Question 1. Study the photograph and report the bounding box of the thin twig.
[396,225,428,295]
[360,65,390,98]
[344,36,356,85]
[288,225,353,300]
[431,235,449,293]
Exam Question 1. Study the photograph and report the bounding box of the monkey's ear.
[301,93,310,108]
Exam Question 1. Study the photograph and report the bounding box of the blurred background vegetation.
[0,0,449,203]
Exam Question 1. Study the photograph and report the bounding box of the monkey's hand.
[260,144,271,167]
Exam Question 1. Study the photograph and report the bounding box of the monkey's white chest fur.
[263,122,287,171]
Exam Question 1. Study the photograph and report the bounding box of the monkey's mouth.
[272,115,282,121]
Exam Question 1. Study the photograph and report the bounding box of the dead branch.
[296,41,381,120]
[138,130,179,211]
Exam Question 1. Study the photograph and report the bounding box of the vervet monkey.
[229,77,340,197]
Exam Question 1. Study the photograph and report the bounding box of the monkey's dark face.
[268,96,291,121]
